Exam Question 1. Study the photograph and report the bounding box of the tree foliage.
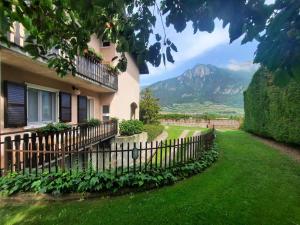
[140,88,160,124]
[0,0,299,76]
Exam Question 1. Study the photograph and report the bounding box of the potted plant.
[83,47,103,64]
[36,122,71,136]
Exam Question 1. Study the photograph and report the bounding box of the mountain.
[147,64,253,108]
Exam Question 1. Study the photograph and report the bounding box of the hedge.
[244,68,300,145]
[143,124,164,141]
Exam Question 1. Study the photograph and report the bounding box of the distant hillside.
[147,64,253,108]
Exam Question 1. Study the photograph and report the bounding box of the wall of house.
[87,35,141,121]
[99,53,140,121]
[88,34,117,64]
[0,64,103,133]
[1,32,142,133]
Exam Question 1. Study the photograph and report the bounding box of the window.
[102,105,110,121]
[102,105,110,114]
[101,39,111,47]
[27,87,57,124]
[87,98,94,120]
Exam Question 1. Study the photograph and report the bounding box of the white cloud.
[226,60,259,72]
[265,0,275,5]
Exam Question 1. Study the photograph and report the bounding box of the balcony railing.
[5,23,118,91]
[75,56,118,90]
[0,120,118,176]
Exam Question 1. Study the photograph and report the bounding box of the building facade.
[0,23,147,173]
[0,23,146,134]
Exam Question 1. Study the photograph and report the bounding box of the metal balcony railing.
[5,23,118,91]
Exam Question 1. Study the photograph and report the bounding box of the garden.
[1,129,300,225]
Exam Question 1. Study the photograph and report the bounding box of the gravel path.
[254,135,300,162]
[153,131,168,143]
[179,130,189,139]
[192,131,201,137]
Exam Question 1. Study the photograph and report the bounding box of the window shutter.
[59,92,72,122]
[77,95,87,123]
[4,81,27,128]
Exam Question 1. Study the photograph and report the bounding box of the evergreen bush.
[244,68,300,145]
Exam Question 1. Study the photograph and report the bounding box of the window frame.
[102,105,110,121]
[101,39,111,48]
[87,97,95,120]
[26,83,59,127]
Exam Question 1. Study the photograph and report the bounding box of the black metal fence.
[0,128,215,176]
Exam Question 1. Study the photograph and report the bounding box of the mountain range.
[146,64,254,109]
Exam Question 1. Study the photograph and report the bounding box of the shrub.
[143,124,164,141]
[0,147,218,196]
[37,122,71,135]
[140,88,160,124]
[119,120,144,136]
[244,68,300,145]
[86,118,101,127]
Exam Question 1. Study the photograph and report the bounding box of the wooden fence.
[0,127,215,176]
[0,120,118,176]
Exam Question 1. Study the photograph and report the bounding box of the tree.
[140,88,160,124]
[1,0,299,77]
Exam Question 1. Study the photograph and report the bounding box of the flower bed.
[0,146,218,197]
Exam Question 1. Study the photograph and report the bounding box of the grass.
[1,130,300,225]
[165,125,207,140]
[153,125,206,164]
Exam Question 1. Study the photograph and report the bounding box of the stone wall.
[89,132,150,171]
[160,119,240,129]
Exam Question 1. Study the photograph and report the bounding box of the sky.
[140,0,275,87]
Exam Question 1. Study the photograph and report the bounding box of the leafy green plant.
[110,117,119,122]
[0,148,218,196]
[143,124,164,141]
[119,120,144,136]
[86,118,101,127]
[106,64,119,76]
[140,89,160,124]
[36,123,71,135]
[84,47,103,63]
[244,68,300,144]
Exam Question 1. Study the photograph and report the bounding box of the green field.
[161,102,244,116]
[1,130,300,225]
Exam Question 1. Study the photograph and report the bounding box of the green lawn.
[165,125,207,139]
[153,125,206,164]
[1,130,300,225]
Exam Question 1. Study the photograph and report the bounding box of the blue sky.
[141,19,260,86]
[138,0,277,87]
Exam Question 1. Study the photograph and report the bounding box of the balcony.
[2,23,118,91]
[75,56,118,90]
